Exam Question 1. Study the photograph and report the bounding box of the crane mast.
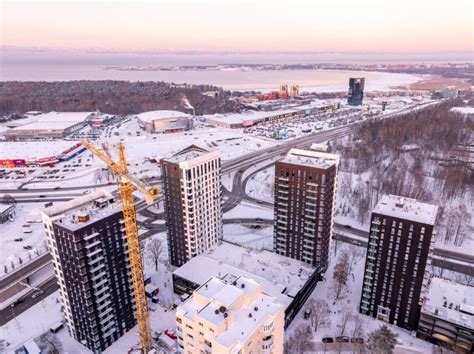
[82,141,157,352]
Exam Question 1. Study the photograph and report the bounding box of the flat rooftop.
[136,110,191,122]
[373,194,439,225]
[280,148,339,169]
[8,121,81,131]
[178,277,282,347]
[173,242,315,308]
[36,111,92,123]
[43,190,123,231]
[422,277,473,329]
[163,145,215,165]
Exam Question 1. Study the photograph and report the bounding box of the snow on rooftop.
[280,148,339,169]
[422,277,474,329]
[202,108,298,124]
[373,194,438,225]
[136,110,191,122]
[36,111,93,123]
[162,145,218,166]
[8,121,82,131]
[178,277,282,347]
[43,190,111,217]
[0,140,79,160]
[42,190,124,231]
[173,242,315,308]
[0,204,14,214]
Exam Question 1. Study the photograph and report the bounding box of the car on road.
[255,218,263,223]
[23,245,33,250]
[336,336,350,343]
[351,240,361,246]
[350,337,364,344]
[39,195,46,198]
[54,186,61,190]
[11,298,24,306]
[257,200,264,204]
[32,290,44,299]
[322,337,334,343]
[343,224,352,229]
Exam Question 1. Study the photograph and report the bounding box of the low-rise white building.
[176,276,284,354]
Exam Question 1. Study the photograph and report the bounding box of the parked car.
[303,309,312,320]
[336,336,350,343]
[322,337,334,343]
[14,238,23,242]
[350,337,364,344]
[23,245,33,250]
[32,290,44,299]
[164,329,177,340]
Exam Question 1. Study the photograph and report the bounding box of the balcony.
[361,298,370,305]
[262,336,274,352]
[87,248,102,258]
[371,227,380,233]
[278,176,289,181]
[367,254,376,261]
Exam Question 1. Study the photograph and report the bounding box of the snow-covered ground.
[223,223,273,250]
[223,201,273,219]
[0,204,48,274]
[285,242,435,353]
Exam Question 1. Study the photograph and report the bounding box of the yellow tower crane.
[82,140,158,352]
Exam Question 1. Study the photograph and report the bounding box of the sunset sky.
[1,0,473,53]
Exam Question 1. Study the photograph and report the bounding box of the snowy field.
[223,223,273,250]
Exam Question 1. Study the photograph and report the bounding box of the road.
[3,100,470,324]
[0,277,57,325]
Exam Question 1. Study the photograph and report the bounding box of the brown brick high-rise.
[273,148,339,273]
[359,195,438,331]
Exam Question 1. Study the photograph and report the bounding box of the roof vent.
[214,309,219,315]
[241,283,245,288]
[254,306,259,312]
[219,306,227,313]
[223,312,228,318]
[248,313,253,318]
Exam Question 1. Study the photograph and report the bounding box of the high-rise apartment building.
[161,145,222,267]
[176,276,285,354]
[42,190,135,353]
[273,148,339,273]
[347,77,365,106]
[359,195,438,331]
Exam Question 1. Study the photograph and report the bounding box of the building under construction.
[348,77,365,106]
[42,191,136,353]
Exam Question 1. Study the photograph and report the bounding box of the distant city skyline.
[2,0,472,54]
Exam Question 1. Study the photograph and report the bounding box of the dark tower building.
[273,148,339,273]
[42,191,136,353]
[359,195,438,331]
[160,145,222,267]
[348,77,365,106]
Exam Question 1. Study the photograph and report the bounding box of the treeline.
[0,81,241,116]
[335,100,474,245]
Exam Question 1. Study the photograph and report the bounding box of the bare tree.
[146,238,164,271]
[38,333,63,354]
[339,306,353,336]
[284,324,313,354]
[308,299,330,333]
[332,251,350,301]
[351,313,365,353]
[347,245,365,274]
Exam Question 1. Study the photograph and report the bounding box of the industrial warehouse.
[136,110,193,134]
[4,111,115,141]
